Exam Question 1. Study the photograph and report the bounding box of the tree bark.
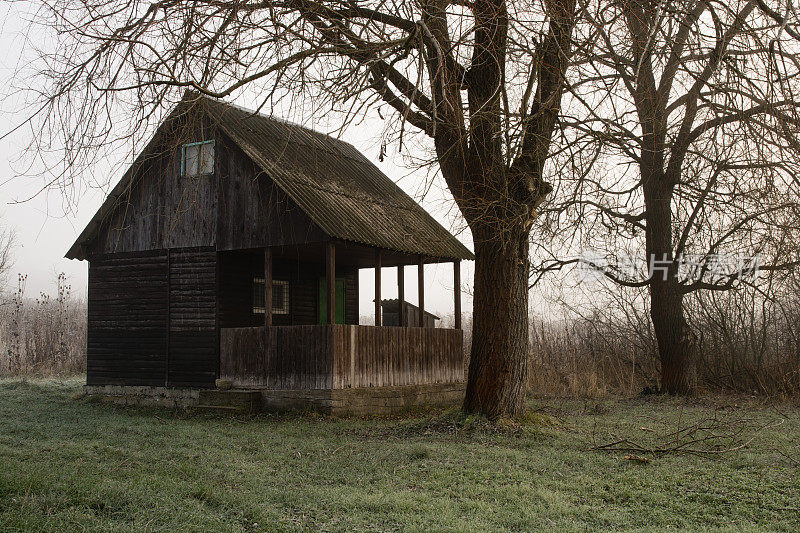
[650,279,698,394]
[645,190,698,395]
[464,226,530,419]
[435,0,574,418]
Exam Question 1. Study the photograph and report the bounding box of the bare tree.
[0,221,14,295]
[15,0,579,417]
[536,0,800,394]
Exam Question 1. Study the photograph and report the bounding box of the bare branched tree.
[15,0,580,417]
[536,0,800,394]
[0,221,15,295]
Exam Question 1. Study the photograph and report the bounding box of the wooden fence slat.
[218,325,463,390]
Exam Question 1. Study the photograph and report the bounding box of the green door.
[318,278,346,324]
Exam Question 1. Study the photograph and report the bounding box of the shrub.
[0,273,86,376]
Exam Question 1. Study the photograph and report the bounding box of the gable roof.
[67,95,473,261]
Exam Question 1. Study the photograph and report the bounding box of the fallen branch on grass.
[590,416,785,459]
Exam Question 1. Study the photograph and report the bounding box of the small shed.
[380,299,439,329]
[68,94,472,414]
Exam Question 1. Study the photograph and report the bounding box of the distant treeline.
[4,271,800,398]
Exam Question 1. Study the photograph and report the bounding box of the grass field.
[0,378,798,532]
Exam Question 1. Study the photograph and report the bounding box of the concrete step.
[197,389,261,413]
[192,404,251,414]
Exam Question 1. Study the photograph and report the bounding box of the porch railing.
[220,325,464,390]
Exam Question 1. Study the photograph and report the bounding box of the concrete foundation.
[84,385,200,409]
[261,382,466,415]
[84,382,465,415]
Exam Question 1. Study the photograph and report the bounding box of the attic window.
[181,140,214,177]
[253,279,290,315]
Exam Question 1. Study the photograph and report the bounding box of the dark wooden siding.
[87,252,168,386]
[87,126,327,257]
[215,136,327,250]
[87,248,218,388]
[344,270,359,325]
[220,326,334,389]
[168,248,218,387]
[89,116,219,255]
[218,250,261,328]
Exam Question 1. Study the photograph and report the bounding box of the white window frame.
[253,278,290,315]
[181,140,215,177]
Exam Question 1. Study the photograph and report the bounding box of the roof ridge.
[202,96,362,157]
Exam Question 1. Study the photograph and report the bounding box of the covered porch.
[217,240,466,402]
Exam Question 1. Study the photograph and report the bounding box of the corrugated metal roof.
[202,98,472,260]
[66,96,473,261]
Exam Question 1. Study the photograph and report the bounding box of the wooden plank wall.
[264,325,334,389]
[87,252,168,386]
[168,248,218,387]
[217,250,265,328]
[332,326,463,389]
[89,116,218,255]
[220,326,333,389]
[216,136,327,250]
[220,327,267,387]
[88,123,327,256]
[219,325,463,390]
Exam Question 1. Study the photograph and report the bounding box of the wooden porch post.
[326,241,335,325]
[417,255,425,328]
[374,249,382,326]
[454,260,461,330]
[398,265,405,327]
[264,247,272,327]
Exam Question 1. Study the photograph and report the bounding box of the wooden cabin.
[67,95,472,414]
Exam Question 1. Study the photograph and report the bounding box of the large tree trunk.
[645,190,698,395]
[650,278,697,394]
[441,0,574,419]
[463,229,530,419]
